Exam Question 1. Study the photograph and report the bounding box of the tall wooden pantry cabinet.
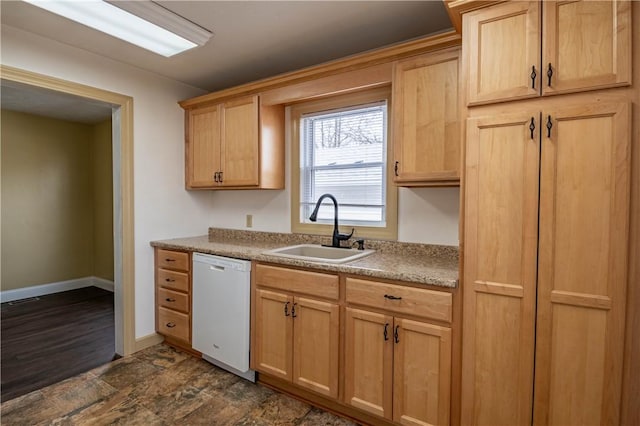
[454,0,637,425]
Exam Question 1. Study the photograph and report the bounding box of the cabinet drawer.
[345,278,452,323]
[158,288,189,313]
[156,269,189,292]
[157,249,189,271]
[157,307,190,342]
[255,264,339,300]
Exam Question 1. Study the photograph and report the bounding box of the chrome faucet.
[309,193,354,248]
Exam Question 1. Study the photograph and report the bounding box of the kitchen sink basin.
[264,244,375,264]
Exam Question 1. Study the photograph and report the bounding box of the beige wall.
[92,120,113,281]
[1,110,114,291]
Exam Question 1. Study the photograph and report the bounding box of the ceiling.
[1,79,114,124]
[1,1,453,92]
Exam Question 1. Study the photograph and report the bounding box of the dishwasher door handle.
[208,265,225,271]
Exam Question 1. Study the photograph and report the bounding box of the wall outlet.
[246,214,253,228]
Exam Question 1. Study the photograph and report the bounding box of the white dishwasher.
[192,253,255,382]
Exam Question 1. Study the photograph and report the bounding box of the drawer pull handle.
[166,322,176,328]
[384,294,402,301]
[384,323,389,341]
[165,298,175,302]
[165,278,175,282]
[165,258,176,262]
[394,325,400,343]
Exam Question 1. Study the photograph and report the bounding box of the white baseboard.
[92,276,115,292]
[1,276,115,303]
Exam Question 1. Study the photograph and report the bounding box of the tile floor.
[0,344,356,425]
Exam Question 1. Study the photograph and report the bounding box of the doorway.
[0,65,135,357]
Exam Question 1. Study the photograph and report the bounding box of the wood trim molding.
[444,0,504,33]
[261,63,392,106]
[0,64,137,356]
[135,333,165,352]
[0,65,132,105]
[179,31,461,109]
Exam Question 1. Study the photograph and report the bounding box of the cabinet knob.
[531,65,537,89]
[547,63,553,86]
[529,117,536,140]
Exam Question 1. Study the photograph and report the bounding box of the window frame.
[290,87,397,240]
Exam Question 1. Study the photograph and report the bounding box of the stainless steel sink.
[264,244,374,264]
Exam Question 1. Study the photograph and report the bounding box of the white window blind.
[300,101,388,227]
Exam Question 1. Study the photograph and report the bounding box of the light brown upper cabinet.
[463,0,631,106]
[392,49,461,186]
[185,95,284,189]
[462,100,631,425]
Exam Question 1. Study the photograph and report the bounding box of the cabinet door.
[393,319,451,426]
[542,0,631,96]
[220,95,259,187]
[292,297,339,398]
[463,1,541,105]
[254,289,293,381]
[462,112,540,425]
[187,104,221,188]
[344,307,393,419]
[393,50,460,185]
[534,102,630,425]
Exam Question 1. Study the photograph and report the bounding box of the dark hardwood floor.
[1,286,115,402]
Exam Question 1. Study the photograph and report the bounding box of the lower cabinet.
[344,308,393,418]
[344,308,452,426]
[155,248,192,349]
[344,277,453,425]
[393,318,451,426]
[252,264,456,426]
[253,266,340,399]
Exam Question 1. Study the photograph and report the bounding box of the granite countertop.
[151,228,459,288]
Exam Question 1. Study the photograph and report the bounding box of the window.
[291,88,397,239]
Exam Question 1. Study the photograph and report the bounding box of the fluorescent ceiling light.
[23,0,213,57]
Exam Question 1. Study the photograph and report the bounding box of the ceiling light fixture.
[22,0,213,57]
